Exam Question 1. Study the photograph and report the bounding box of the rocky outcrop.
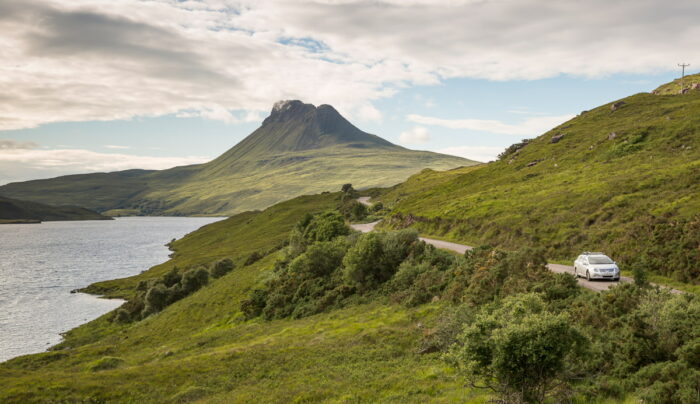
[550,133,565,143]
[611,101,625,111]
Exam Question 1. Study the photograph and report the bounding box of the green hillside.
[0,195,112,223]
[0,101,474,216]
[379,81,700,283]
[0,192,476,402]
[2,188,697,403]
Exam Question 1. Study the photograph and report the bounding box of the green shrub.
[211,258,235,279]
[244,251,263,266]
[162,266,182,287]
[342,232,385,290]
[303,211,349,243]
[181,267,209,294]
[143,283,169,316]
[446,293,588,403]
[240,289,268,320]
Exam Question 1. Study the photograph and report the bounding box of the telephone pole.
[678,63,690,92]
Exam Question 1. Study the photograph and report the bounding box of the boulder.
[526,160,541,167]
[691,83,699,90]
[550,133,565,143]
[611,101,625,111]
[608,132,617,140]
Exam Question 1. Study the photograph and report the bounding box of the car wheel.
[586,270,591,281]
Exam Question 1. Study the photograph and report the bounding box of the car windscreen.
[588,256,614,264]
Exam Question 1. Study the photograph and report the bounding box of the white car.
[574,252,620,281]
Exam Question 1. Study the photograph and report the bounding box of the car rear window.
[588,256,614,264]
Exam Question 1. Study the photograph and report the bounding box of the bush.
[142,283,169,315]
[381,229,421,270]
[162,266,182,287]
[303,211,349,243]
[211,258,235,279]
[446,293,588,403]
[289,240,347,278]
[244,251,263,266]
[181,267,209,294]
[240,289,268,319]
[342,232,385,290]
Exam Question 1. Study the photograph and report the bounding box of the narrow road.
[350,219,634,293]
[357,196,372,206]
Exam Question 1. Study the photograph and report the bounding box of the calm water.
[0,217,222,362]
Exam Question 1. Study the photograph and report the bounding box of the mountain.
[0,195,112,223]
[379,78,700,284]
[0,101,474,216]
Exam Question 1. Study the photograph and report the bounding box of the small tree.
[342,232,384,290]
[446,293,588,403]
[341,183,354,193]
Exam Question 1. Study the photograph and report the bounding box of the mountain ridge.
[0,101,475,216]
[0,195,112,222]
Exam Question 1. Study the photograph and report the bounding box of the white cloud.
[0,0,696,130]
[399,126,431,144]
[0,145,209,184]
[104,144,130,149]
[437,145,504,163]
[407,113,575,136]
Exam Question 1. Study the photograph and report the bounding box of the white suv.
[574,252,620,281]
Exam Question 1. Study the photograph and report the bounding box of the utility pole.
[678,63,690,92]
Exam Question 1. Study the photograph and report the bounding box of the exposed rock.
[550,133,565,143]
[526,160,542,167]
[608,132,617,140]
[508,159,515,165]
[611,101,625,111]
[431,295,440,303]
[691,83,699,90]
[589,145,594,150]
[680,88,689,95]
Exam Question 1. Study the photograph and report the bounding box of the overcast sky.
[0,0,697,184]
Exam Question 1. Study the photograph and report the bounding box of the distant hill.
[0,100,474,216]
[380,78,700,283]
[0,195,112,223]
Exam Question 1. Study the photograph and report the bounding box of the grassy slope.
[652,72,700,95]
[379,89,700,280]
[0,146,470,217]
[0,195,112,222]
[0,192,484,403]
